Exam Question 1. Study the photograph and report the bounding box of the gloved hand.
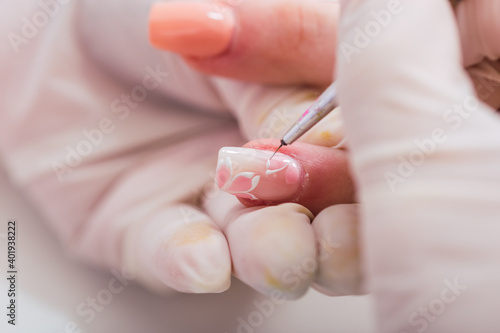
[336,1,500,331]
[0,0,357,298]
[214,0,500,331]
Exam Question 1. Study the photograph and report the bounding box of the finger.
[311,204,364,296]
[223,203,317,299]
[75,172,232,294]
[456,0,500,66]
[203,190,318,299]
[123,204,231,294]
[107,143,234,293]
[214,139,355,215]
[149,0,339,87]
[66,132,240,294]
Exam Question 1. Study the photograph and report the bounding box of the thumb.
[149,0,339,87]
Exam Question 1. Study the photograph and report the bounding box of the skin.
[240,139,356,215]
[183,0,339,89]
[179,0,500,109]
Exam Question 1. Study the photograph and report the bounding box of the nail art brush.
[270,82,339,159]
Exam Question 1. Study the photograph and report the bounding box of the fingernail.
[215,147,303,201]
[149,2,235,58]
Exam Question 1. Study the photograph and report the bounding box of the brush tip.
[269,144,283,160]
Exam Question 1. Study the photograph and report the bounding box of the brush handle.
[281,82,339,145]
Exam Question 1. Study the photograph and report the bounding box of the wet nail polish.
[149,2,235,57]
[215,147,302,201]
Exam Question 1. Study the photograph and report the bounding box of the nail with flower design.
[215,147,302,201]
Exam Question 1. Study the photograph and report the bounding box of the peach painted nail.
[215,147,303,201]
[149,2,235,57]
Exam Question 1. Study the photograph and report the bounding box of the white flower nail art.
[215,147,302,201]
[215,156,261,199]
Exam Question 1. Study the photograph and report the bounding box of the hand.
[1,0,354,298]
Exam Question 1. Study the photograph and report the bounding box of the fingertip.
[138,206,232,293]
[230,140,356,214]
[154,224,232,293]
[226,204,316,299]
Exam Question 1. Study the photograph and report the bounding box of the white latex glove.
[335,0,500,331]
[0,0,357,298]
